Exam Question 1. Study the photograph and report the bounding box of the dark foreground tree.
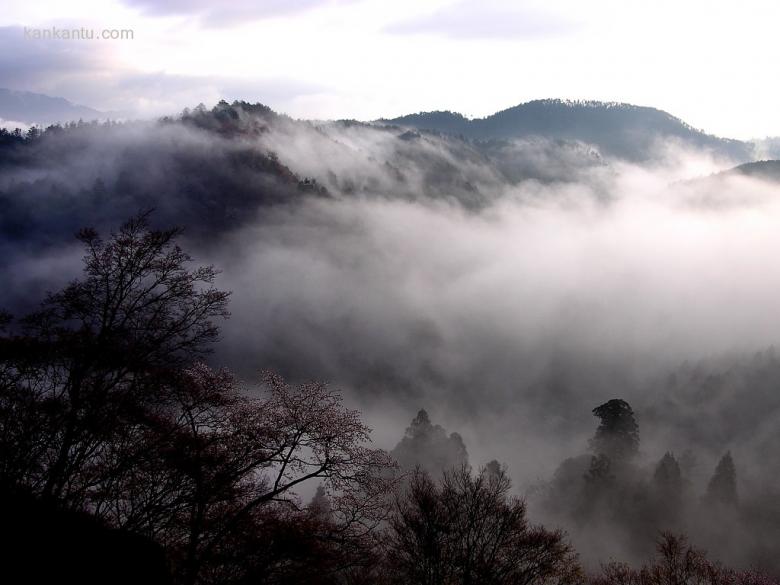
[0,212,230,503]
[0,216,396,585]
[117,364,394,585]
[385,464,581,585]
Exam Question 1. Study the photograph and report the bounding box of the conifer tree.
[706,452,738,507]
[589,399,639,465]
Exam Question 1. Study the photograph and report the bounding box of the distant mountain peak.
[379,99,751,162]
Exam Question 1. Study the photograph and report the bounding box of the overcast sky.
[1,0,778,139]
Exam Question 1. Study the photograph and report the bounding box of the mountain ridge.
[378,99,753,162]
[718,159,780,182]
[0,88,105,126]
[0,90,762,164]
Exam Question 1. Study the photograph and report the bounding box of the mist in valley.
[2,101,780,578]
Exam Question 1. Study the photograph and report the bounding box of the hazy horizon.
[2,0,780,138]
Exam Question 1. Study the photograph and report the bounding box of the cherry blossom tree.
[99,364,395,585]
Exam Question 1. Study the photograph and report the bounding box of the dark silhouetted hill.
[729,159,780,181]
[682,160,780,189]
[0,488,171,585]
[381,99,753,162]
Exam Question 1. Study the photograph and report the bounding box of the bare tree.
[385,464,581,585]
[0,213,230,503]
[0,215,401,585]
[593,533,778,585]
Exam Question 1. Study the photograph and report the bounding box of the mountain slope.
[381,99,753,162]
[729,159,780,181]
[0,88,104,125]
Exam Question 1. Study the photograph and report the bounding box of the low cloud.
[2,105,780,571]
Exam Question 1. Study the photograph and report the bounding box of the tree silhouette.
[594,532,778,585]
[390,409,468,476]
[589,399,639,465]
[385,465,581,585]
[0,215,396,585]
[584,454,615,486]
[90,364,395,585]
[654,452,682,494]
[0,212,230,502]
[706,452,738,507]
[651,451,684,528]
